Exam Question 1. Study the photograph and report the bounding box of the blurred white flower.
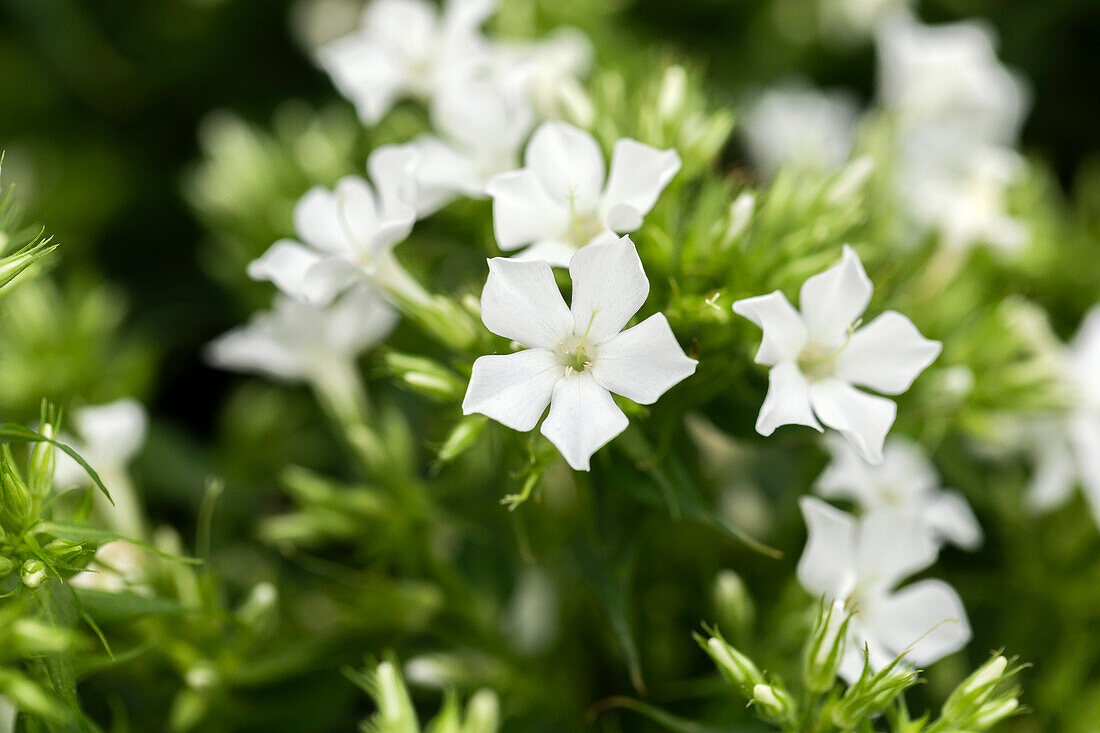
[741,81,859,179]
[70,541,150,595]
[462,236,696,470]
[316,0,496,124]
[816,434,983,550]
[492,27,595,125]
[733,246,941,464]
[206,284,397,386]
[875,11,1029,146]
[54,399,148,537]
[1024,307,1100,525]
[409,69,535,215]
[798,497,971,682]
[248,145,419,305]
[487,121,681,266]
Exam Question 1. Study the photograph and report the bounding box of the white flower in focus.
[741,81,859,179]
[247,145,419,305]
[492,27,595,125]
[70,541,150,595]
[54,399,148,538]
[206,285,397,386]
[317,0,496,124]
[732,246,941,464]
[875,11,1029,146]
[410,69,535,215]
[487,121,681,267]
[462,236,696,470]
[1024,307,1100,526]
[816,434,982,550]
[798,497,971,682]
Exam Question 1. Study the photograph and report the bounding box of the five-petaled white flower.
[206,285,397,387]
[317,0,496,125]
[462,235,696,470]
[54,399,149,537]
[741,80,859,179]
[798,496,971,682]
[1023,306,1100,526]
[816,434,982,550]
[248,145,420,306]
[733,245,941,464]
[486,121,681,267]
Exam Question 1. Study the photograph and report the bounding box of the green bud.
[942,655,1008,721]
[236,581,279,635]
[657,65,688,122]
[0,454,33,532]
[751,682,795,723]
[462,689,501,733]
[973,697,1019,728]
[21,559,46,588]
[28,406,59,498]
[695,631,764,696]
[831,659,919,730]
[437,415,488,465]
[803,599,851,692]
[384,352,466,402]
[712,569,754,638]
[0,556,15,577]
[0,239,57,294]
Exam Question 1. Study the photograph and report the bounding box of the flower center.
[567,192,604,248]
[798,343,839,381]
[558,313,599,373]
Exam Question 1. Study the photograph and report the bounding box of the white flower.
[491,27,595,125]
[741,81,859,179]
[206,284,397,386]
[54,399,148,537]
[70,541,150,595]
[462,235,696,470]
[816,434,983,550]
[247,145,419,305]
[732,245,941,464]
[875,11,1029,147]
[798,497,971,682]
[409,69,535,215]
[317,0,496,125]
[486,121,681,267]
[1024,306,1100,525]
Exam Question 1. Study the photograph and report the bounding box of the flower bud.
[384,352,466,402]
[657,66,688,122]
[0,556,15,577]
[436,415,487,465]
[722,193,755,246]
[696,632,764,696]
[236,581,278,635]
[751,683,795,723]
[942,655,1008,721]
[463,689,501,733]
[21,559,46,588]
[973,697,1019,728]
[803,599,851,692]
[28,419,57,499]
[712,569,754,638]
[831,660,918,730]
[1,459,33,532]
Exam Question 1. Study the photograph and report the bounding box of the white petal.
[836,312,941,395]
[462,349,562,431]
[814,433,877,503]
[1025,429,1077,513]
[856,509,938,591]
[732,290,808,366]
[206,323,303,382]
[316,35,405,125]
[589,314,696,404]
[925,491,983,550]
[295,179,375,257]
[603,203,644,233]
[540,372,628,470]
[411,136,483,214]
[525,121,605,211]
[367,143,421,220]
[798,245,872,349]
[363,0,438,61]
[74,399,148,465]
[568,235,648,344]
[247,240,325,300]
[487,170,570,251]
[871,579,971,666]
[809,378,897,464]
[756,360,822,436]
[325,284,400,356]
[1069,413,1100,528]
[302,257,365,306]
[797,496,859,599]
[510,239,579,268]
[480,257,572,349]
[600,138,681,230]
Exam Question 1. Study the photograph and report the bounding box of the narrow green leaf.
[0,423,114,505]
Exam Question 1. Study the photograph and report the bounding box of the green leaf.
[38,522,200,564]
[72,588,192,625]
[0,423,113,505]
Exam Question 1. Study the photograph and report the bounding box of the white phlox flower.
[741,81,859,179]
[733,245,941,464]
[487,121,681,267]
[875,11,1030,147]
[317,0,497,125]
[54,399,149,538]
[816,434,983,550]
[247,145,420,306]
[206,284,397,387]
[462,235,696,470]
[409,68,535,215]
[70,540,151,596]
[1024,306,1100,526]
[491,27,595,125]
[798,497,972,682]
